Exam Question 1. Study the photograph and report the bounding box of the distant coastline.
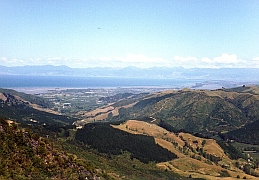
[1,74,256,95]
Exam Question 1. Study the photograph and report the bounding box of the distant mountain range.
[1,65,259,82]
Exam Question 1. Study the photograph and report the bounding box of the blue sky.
[0,0,259,68]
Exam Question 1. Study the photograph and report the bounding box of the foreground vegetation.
[0,116,196,180]
[0,117,98,179]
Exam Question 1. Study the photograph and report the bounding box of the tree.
[202,140,206,146]
[37,141,47,156]
[107,112,113,121]
[243,164,251,175]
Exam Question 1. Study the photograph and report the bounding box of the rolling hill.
[105,86,259,136]
[112,119,258,179]
[0,88,76,125]
[74,86,259,144]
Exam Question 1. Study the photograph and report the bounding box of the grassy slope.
[114,120,257,179]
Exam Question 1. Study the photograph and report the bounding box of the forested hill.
[117,86,259,136]
[0,117,98,179]
[75,122,177,164]
[224,119,259,145]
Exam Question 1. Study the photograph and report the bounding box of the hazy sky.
[1,0,259,68]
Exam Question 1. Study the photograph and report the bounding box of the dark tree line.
[75,122,177,163]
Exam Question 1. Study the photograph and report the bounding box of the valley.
[1,85,259,179]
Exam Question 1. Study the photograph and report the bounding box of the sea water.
[0,75,196,89]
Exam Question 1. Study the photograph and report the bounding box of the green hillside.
[0,117,97,179]
[224,120,259,145]
[116,86,259,136]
